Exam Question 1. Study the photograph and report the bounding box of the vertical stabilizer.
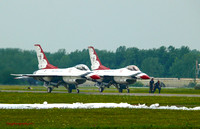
[88,46,110,70]
[34,44,58,69]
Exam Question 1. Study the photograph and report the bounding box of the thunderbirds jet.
[11,44,100,93]
[88,46,150,93]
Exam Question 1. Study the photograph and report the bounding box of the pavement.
[1,90,200,97]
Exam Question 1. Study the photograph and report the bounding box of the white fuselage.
[93,67,147,84]
[35,67,88,76]
[32,65,95,85]
[88,46,150,86]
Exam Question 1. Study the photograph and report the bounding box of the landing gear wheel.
[99,87,104,93]
[68,88,72,93]
[127,89,130,93]
[47,87,52,93]
[119,88,123,93]
[76,89,80,93]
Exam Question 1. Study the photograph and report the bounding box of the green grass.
[1,88,200,128]
[1,92,200,107]
[1,109,200,129]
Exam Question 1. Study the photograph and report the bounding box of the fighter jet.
[88,46,150,93]
[11,44,100,93]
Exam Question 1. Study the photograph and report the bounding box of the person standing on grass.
[153,80,161,94]
[149,78,154,93]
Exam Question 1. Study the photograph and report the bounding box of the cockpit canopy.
[75,64,90,71]
[126,65,140,71]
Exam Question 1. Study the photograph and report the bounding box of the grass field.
[1,92,200,128]
[1,86,200,128]
[1,92,200,106]
[1,108,200,129]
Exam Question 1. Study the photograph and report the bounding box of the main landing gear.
[96,82,111,93]
[45,82,80,93]
[44,82,58,93]
[47,87,53,93]
[99,87,104,93]
[98,84,130,93]
[64,84,80,93]
[116,84,130,93]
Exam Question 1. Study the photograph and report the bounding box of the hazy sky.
[0,0,200,53]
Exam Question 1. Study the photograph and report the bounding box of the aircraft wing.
[11,74,25,76]
[11,73,101,80]
[13,76,32,80]
[11,74,62,77]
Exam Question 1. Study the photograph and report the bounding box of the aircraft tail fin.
[88,46,110,70]
[34,44,58,69]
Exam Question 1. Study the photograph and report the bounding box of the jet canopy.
[75,64,90,71]
[126,65,140,71]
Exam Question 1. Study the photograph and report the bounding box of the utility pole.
[196,60,198,79]
[195,60,199,79]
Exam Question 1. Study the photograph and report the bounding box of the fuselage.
[34,67,90,76]
[32,65,95,85]
[92,65,149,85]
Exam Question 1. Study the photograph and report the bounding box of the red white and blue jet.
[88,46,150,93]
[12,44,100,93]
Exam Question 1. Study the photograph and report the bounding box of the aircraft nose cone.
[140,75,150,79]
[90,75,101,79]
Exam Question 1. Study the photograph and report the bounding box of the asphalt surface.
[1,90,200,97]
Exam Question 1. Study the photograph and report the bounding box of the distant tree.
[115,46,126,67]
[0,45,200,85]
[124,47,140,67]
[169,52,200,78]
[141,57,164,77]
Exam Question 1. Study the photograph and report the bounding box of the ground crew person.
[149,78,154,93]
[153,80,161,94]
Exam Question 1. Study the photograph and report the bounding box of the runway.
[1,90,200,97]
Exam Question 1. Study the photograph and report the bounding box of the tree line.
[0,46,200,84]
